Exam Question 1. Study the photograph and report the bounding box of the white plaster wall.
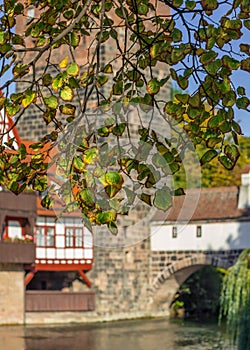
[36,217,93,261]
[150,221,250,251]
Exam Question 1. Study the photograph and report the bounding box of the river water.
[0,318,236,350]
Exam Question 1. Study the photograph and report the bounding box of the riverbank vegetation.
[220,249,250,350]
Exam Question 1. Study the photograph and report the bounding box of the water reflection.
[0,318,234,350]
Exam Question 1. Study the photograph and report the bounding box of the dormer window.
[196,225,202,238]
[172,226,177,238]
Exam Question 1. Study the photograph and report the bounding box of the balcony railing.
[26,291,95,312]
[0,241,35,264]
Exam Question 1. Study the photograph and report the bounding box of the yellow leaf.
[59,56,69,69]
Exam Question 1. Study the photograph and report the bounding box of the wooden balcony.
[26,291,95,312]
[0,241,35,264]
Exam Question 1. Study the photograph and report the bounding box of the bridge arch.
[149,252,234,313]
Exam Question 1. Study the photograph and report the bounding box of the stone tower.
[15,1,171,141]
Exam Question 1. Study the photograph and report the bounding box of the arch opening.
[170,265,224,320]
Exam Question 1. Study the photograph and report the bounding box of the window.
[6,219,22,239]
[27,7,35,21]
[36,226,55,247]
[65,227,84,247]
[196,226,202,238]
[172,226,177,238]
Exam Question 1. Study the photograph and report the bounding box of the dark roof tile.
[152,186,250,222]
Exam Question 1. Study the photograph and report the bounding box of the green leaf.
[60,86,74,101]
[237,86,246,96]
[105,185,121,198]
[222,56,240,70]
[115,7,128,19]
[96,31,109,43]
[222,91,236,107]
[102,64,113,74]
[41,194,53,209]
[239,44,249,54]
[112,123,126,136]
[138,3,148,15]
[176,75,188,90]
[44,96,58,109]
[150,43,160,59]
[172,28,182,42]
[175,93,189,104]
[200,51,218,65]
[52,73,66,91]
[124,187,136,205]
[224,144,240,163]
[201,0,218,10]
[139,193,152,206]
[113,81,123,95]
[173,0,183,7]
[67,62,80,77]
[218,154,234,170]
[171,48,185,64]
[33,176,48,192]
[174,188,185,196]
[97,126,110,137]
[189,93,201,108]
[244,19,250,30]
[96,211,116,224]
[12,34,25,46]
[108,221,118,235]
[73,156,85,172]
[6,103,20,117]
[241,58,250,72]
[70,32,80,47]
[78,189,95,208]
[42,74,52,86]
[200,150,217,165]
[205,59,222,75]
[0,32,5,45]
[105,172,124,187]
[185,1,196,10]
[146,78,160,95]
[153,187,172,211]
[152,153,167,168]
[18,143,27,160]
[22,90,36,108]
[97,75,108,87]
[83,147,98,164]
[206,137,222,148]
[208,113,225,129]
[220,78,231,94]
[63,10,74,19]
[43,110,56,124]
[236,97,249,110]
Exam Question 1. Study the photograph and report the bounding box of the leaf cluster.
[0,0,249,229]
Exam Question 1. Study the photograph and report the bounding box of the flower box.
[0,241,35,264]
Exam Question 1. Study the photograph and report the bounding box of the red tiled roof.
[152,186,250,223]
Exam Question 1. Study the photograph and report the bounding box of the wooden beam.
[78,270,92,288]
[24,271,35,286]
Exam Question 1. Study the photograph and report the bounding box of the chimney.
[238,171,250,208]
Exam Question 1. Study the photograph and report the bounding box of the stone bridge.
[87,238,242,321]
[148,249,241,315]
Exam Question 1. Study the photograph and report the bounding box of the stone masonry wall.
[87,245,241,319]
[0,264,25,325]
[88,238,151,316]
